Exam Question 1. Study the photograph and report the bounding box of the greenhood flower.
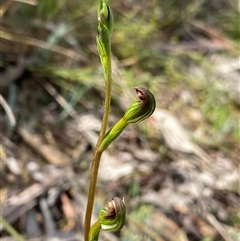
[99,87,156,151]
[89,197,126,241]
[99,197,126,231]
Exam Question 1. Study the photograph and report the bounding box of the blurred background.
[0,0,239,240]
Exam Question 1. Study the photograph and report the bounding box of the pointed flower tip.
[123,86,156,124]
[100,197,126,232]
[98,0,113,34]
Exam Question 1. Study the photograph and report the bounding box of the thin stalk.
[89,220,101,241]
[0,216,26,241]
[84,59,112,241]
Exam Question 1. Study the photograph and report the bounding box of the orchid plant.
[84,1,156,240]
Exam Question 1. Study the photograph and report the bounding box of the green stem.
[96,59,112,148]
[84,1,113,240]
[84,150,101,241]
[84,40,112,241]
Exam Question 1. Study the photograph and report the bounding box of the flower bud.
[98,0,113,34]
[99,87,156,151]
[96,0,114,80]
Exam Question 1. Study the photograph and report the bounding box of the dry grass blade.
[38,80,78,119]
[0,30,84,61]
[1,169,64,229]
[0,94,16,127]
[0,0,13,17]
[14,0,37,5]
[18,128,71,166]
[205,213,235,241]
